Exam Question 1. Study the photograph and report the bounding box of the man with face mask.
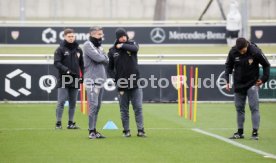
[54,28,84,129]
[108,28,146,138]
[225,37,270,140]
[83,26,109,139]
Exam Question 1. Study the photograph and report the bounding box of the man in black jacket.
[225,37,270,140]
[54,28,84,129]
[108,28,145,137]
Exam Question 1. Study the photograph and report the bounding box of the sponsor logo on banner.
[39,75,57,93]
[11,31,20,40]
[127,31,135,40]
[59,31,89,41]
[150,27,166,43]
[216,71,234,97]
[171,75,186,89]
[42,28,57,43]
[255,30,263,39]
[5,69,31,97]
[168,31,225,40]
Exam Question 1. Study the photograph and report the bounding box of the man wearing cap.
[108,28,146,137]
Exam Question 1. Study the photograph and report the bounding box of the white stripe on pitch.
[0,127,236,131]
[0,127,191,131]
[0,128,54,131]
[148,128,235,130]
[192,128,276,159]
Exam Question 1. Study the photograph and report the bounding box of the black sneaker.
[229,132,244,139]
[55,121,62,129]
[67,122,80,129]
[89,131,106,139]
[123,130,131,137]
[137,129,146,137]
[95,132,106,138]
[251,132,259,140]
[88,132,96,139]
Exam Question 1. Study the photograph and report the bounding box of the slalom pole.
[85,86,89,115]
[194,67,198,123]
[177,64,181,116]
[179,64,183,117]
[189,66,194,120]
[183,65,188,119]
[80,83,83,113]
[80,70,84,114]
[83,84,87,114]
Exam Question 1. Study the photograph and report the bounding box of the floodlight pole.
[241,0,250,39]
[20,0,25,22]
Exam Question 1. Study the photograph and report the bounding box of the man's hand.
[256,79,263,86]
[66,70,71,74]
[66,70,76,76]
[116,43,123,49]
[226,83,230,92]
[99,46,104,51]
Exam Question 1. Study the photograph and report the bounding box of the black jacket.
[54,40,84,88]
[108,40,140,91]
[225,42,270,94]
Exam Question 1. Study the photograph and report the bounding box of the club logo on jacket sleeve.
[64,51,70,56]
[248,58,253,65]
[77,52,80,58]
[113,52,119,57]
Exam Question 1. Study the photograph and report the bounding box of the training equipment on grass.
[194,67,198,122]
[103,120,119,130]
[176,65,199,122]
[80,71,88,115]
[80,83,88,115]
[64,100,69,106]
[177,64,183,117]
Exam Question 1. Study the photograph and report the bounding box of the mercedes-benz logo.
[150,27,166,43]
[216,70,234,97]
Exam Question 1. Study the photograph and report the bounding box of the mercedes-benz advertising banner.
[1,25,276,45]
[0,63,275,102]
[0,26,228,44]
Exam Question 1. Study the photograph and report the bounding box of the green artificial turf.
[0,103,275,163]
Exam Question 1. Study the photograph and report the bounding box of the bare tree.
[154,0,166,20]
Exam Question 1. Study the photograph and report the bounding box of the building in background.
[0,0,275,21]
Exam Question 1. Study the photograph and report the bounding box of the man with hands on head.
[108,28,146,138]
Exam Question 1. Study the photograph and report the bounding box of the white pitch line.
[0,128,56,131]
[0,127,192,131]
[192,128,276,159]
[147,128,191,130]
[207,128,235,130]
[0,127,237,131]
